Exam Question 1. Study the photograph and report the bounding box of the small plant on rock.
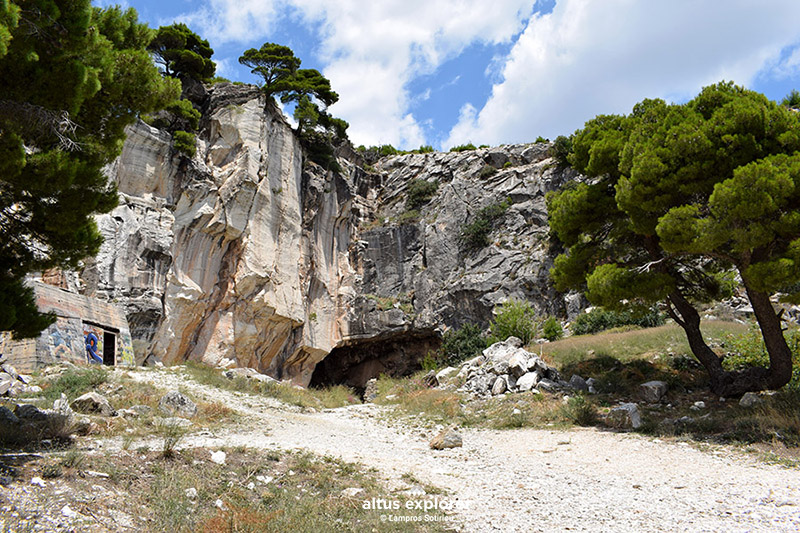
[438,323,488,367]
[406,179,438,211]
[489,299,542,345]
[542,316,564,341]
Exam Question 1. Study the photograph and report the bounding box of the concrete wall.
[0,282,135,373]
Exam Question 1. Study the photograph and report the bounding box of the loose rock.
[158,391,197,418]
[607,403,642,429]
[72,392,116,417]
[430,427,463,450]
[739,392,762,408]
[639,381,668,403]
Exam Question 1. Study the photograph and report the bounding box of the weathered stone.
[210,450,226,465]
[739,392,763,408]
[0,406,20,441]
[492,360,510,376]
[546,367,562,382]
[586,377,597,394]
[639,381,668,403]
[0,373,13,395]
[527,356,550,375]
[537,378,560,392]
[508,351,530,378]
[158,391,197,418]
[690,401,707,411]
[224,367,259,379]
[15,404,47,422]
[516,372,539,392]
[491,375,507,395]
[607,403,642,429]
[435,366,458,384]
[569,374,589,392]
[423,370,438,388]
[505,337,523,348]
[224,367,276,383]
[72,392,116,417]
[430,427,463,449]
[465,374,493,395]
[1,364,19,381]
[363,378,379,402]
[341,487,366,498]
[461,355,485,368]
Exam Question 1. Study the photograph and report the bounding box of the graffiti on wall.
[83,324,104,364]
[119,332,135,366]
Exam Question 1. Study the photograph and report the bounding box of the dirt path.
[120,368,800,533]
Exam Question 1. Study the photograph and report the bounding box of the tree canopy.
[0,1,179,338]
[238,43,301,95]
[547,82,800,396]
[148,22,215,82]
[238,43,339,108]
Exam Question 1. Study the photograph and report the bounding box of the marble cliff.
[80,83,580,387]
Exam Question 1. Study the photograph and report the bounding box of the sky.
[95,0,800,151]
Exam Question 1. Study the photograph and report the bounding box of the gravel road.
[123,368,800,533]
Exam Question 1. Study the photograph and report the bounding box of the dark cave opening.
[309,332,441,393]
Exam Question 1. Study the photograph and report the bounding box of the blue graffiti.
[85,333,102,364]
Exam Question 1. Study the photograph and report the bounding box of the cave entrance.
[309,332,441,392]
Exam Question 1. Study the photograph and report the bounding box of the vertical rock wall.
[84,83,581,386]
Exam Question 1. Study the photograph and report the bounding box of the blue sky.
[96,1,800,150]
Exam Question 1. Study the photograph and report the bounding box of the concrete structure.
[0,282,135,373]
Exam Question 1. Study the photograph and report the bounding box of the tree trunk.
[667,289,790,397]
[741,279,794,390]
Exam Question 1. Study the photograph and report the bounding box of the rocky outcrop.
[83,83,580,386]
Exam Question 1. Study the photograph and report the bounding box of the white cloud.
[177,0,536,148]
[178,0,281,44]
[772,45,800,79]
[285,0,537,148]
[446,0,800,147]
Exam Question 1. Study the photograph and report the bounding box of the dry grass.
[35,447,448,532]
[540,321,749,368]
[183,361,360,410]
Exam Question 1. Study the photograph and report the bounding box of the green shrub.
[450,143,477,152]
[542,316,564,341]
[406,179,438,210]
[535,136,549,143]
[172,130,196,157]
[396,209,421,224]
[571,307,664,335]
[723,327,800,389]
[489,299,542,345]
[438,324,488,367]
[415,145,434,153]
[550,135,573,167]
[560,395,597,426]
[460,198,512,249]
[478,164,497,178]
[43,366,108,402]
[379,144,399,156]
[503,161,512,168]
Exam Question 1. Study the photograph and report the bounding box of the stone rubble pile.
[438,337,592,397]
[0,377,198,444]
[0,355,42,398]
[0,394,92,444]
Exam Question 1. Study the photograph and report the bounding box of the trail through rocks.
[119,368,800,532]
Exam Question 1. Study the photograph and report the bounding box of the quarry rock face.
[84,83,579,386]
